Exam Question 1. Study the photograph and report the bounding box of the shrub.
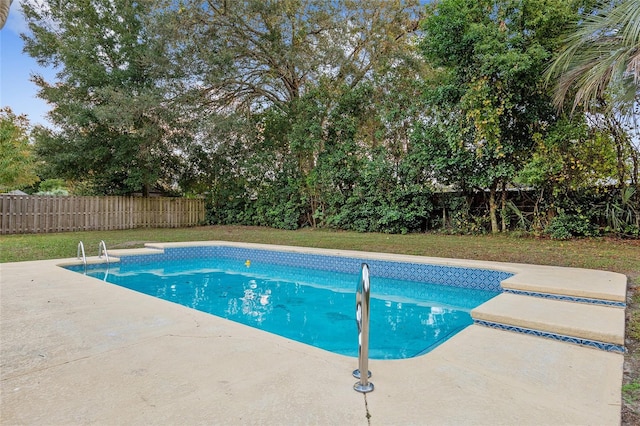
[546,212,598,239]
[36,178,69,196]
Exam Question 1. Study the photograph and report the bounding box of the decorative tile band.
[503,289,626,308]
[474,319,626,353]
[117,245,513,292]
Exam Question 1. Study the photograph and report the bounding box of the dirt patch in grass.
[109,240,154,249]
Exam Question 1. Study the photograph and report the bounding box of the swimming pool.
[67,244,512,359]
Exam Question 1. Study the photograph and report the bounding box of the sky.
[0,0,56,127]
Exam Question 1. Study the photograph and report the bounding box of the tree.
[169,0,425,225]
[418,0,585,232]
[0,107,39,192]
[547,0,640,115]
[168,0,421,111]
[22,0,189,196]
[547,0,639,227]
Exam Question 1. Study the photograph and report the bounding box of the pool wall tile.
[118,253,167,265]
[474,319,626,353]
[118,246,512,292]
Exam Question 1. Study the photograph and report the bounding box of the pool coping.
[1,241,626,424]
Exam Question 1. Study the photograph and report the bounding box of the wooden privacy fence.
[0,195,206,234]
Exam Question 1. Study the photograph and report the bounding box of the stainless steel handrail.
[353,263,374,393]
[98,240,109,264]
[77,241,87,273]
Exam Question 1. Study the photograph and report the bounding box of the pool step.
[107,247,164,257]
[471,293,625,351]
[500,267,627,304]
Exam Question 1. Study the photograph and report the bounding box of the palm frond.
[546,0,640,114]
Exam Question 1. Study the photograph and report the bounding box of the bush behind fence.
[0,195,205,234]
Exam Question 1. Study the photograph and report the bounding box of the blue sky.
[1,0,55,127]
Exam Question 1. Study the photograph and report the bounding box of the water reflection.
[226,279,274,324]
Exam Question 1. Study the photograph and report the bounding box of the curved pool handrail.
[98,240,109,264]
[77,241,86,274]
[353,263,374,393]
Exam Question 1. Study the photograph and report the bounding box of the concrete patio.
[0,243,627,425]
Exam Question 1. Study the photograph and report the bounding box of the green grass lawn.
[1,225,639,423]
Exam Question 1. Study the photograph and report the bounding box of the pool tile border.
[116,245,513,292]
[474,319,626,353]
[503,288,627,308]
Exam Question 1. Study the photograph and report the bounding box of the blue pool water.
[68,249,505,359]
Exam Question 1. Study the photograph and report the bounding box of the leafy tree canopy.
[0,107,39,192]
[165,0,422,112]
[22,0,191,195]
[417,0,588,232]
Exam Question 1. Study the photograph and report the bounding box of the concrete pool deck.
[0,242,627,425]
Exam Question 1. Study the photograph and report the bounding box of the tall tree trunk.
[533,187,545,232]
[489,182,499,234]
[604,112,629,188]
[442,207,447,229]
[500,180,507,232]
[308,194,317,228]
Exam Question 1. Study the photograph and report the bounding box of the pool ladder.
[353,263,374,393]
[77,240,110,274]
